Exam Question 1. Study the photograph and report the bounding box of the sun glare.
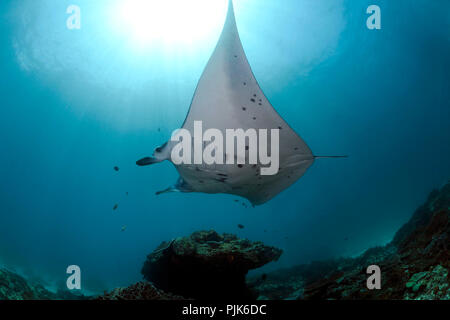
[111,0,227,47]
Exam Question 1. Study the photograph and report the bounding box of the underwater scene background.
[0,0,449,297]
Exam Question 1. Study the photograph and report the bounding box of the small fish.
[121,225,127,232]
[113,204,118,210]
[114,166,120,172]
[237,224,245,229]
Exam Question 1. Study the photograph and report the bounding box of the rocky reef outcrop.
[98,281,185,300]
[0,268,55,300]
[0,268,85,300]
[249,181,450,300]
[3,181,448,300]
[141,230,283,299]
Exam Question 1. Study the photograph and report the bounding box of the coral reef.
[249,181,450,300]
[2,181,448,300]
[141,230,283,299]
[404,265,449,300]
[98,281,185,300]
[0,268,84,300]
[0,268,55,300]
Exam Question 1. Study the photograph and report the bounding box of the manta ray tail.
[136,157,163,166]
[314,155,349,159]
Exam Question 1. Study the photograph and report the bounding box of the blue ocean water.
[0,0,449,293]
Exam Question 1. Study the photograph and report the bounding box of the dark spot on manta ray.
[243,82,246,86]
[253,94,257,97]
[217,173,228,177]
[258,103,262,106]
[278,126,282,130]
[245,146,249,151]
[242,107,246,111]
[250,98,256,103]
[113,166,119,172]
[237,224,245,229]
[237,164,243,168]
[234,55,238,58]
[252,164,257,168]
[253,117,257,120]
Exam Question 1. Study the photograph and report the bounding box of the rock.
[393,182,450,267]
[141,230,282,299]
[0,268,51,300]
[406,271,428,292]
[98,281,185,300]
[0,268,85,300]
[404,265,450,300]
[249,181,450,300]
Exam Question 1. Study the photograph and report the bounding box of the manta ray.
[137,0,345,206]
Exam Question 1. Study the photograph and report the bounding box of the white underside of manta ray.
[136,0,346,206]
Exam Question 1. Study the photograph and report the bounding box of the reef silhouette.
[99,181,450,300]
[249,181,450,300]
[139,230,283,299]
[1,182,449,300]
[0,268,86,300]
